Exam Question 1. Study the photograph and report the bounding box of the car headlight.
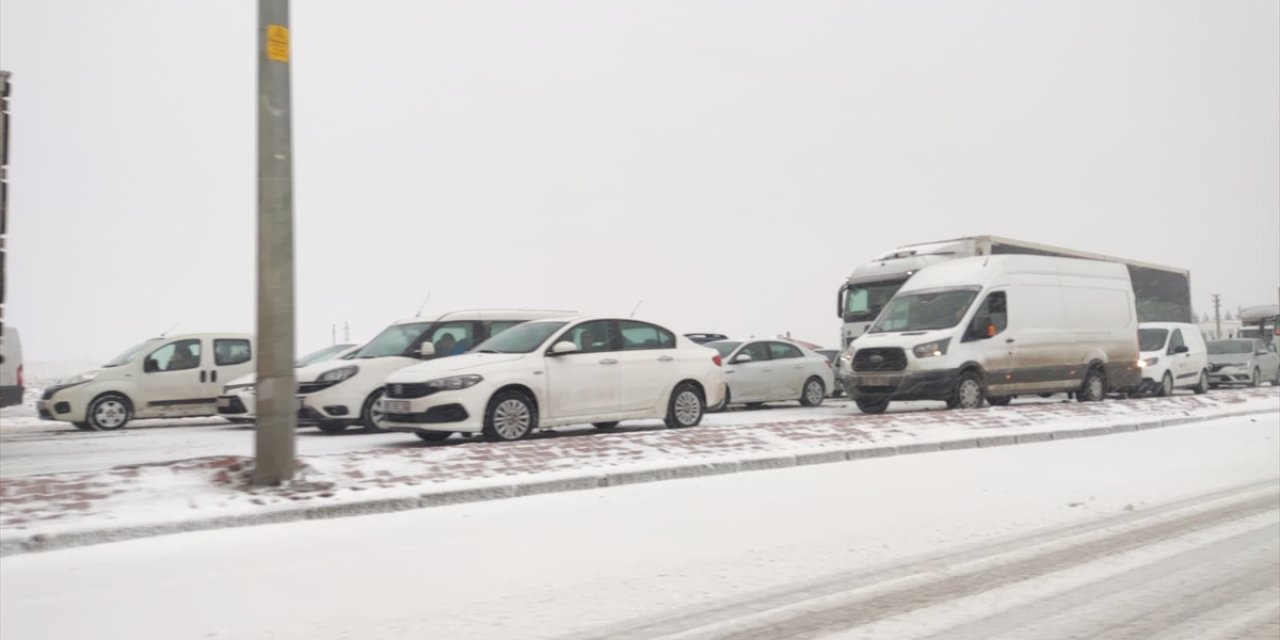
[1139,357,1158,368]
[225,383,255,393]
[425,375,484,390]
[912,339,951,358]
[839,351,854,364]
[318,366,359,383]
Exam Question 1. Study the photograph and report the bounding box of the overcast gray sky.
[2,0,1277,366]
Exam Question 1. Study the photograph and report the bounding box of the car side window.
[559,320,617,354]
[1167,330,1186,354]
[618,320,675,351]
[214,339,252,366]
[738,342,771,362]
[768,342,804,359]
[428,322,477,356]
[967,292,1008,339]
[146,339,202,373]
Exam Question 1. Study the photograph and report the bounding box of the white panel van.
[840,255,1140,413]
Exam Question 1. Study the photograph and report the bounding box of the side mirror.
[734,353,753,364]
[418,342,436,358]
[1173,345,1189,354]
[144,358,159,373]
[550,341,580,355]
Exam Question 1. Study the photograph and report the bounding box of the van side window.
[214,339,252,366]
[146,339,202,373]
[968,292,1008,339]
[1167,330,1186,355]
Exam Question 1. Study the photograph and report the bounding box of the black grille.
[298,381,338,394]
[217,396,247,415]
[386,403,469,424]
[1208,363,1225,372]
[853,348,907,372]
[385,383,438,399]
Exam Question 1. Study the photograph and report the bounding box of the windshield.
[355,322,434,359]
[706,341,742,359]
[296,344,354,367]
[1208,340,1253,355]
[843,280,907,323]
[103,338,163,368]
[1138,329,1169,352]
[474,321,568,354]
[871,289,979,333]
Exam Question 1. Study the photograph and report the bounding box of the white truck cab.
[296,309,574,433]
[37,333,256,430]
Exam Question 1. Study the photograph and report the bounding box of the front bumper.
[216,393,253,418]
[1208,368,1252,385]
[296,382,361,426]
[381,390,488,433]
[36,383,91,422]
[847,368,959,402]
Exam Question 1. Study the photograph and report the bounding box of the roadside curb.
[2,407,1275,557]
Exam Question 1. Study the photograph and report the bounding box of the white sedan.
[380,317,727,441]
[706,339,834,409]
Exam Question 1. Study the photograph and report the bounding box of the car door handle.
[1005,338,1015,343]
[599,358,618,365]
[658,355,674,362]
[211,370,218,383]
[200,370,207,383]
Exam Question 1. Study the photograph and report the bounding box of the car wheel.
[87,394,131,431]
[1193,370,1209,395]
[987,395,1011,406]
[1157,372,1174,397]
[483,390,537,441]
[855,397,889,414]
[1250,368,1261,388]
[226,417,253,424]
[316,421,349,434]
[414,431,451,442]
[800,377,825,407]
[949,372,985,410]
[593,422,620,430]
[665,383,704,429]
[360,389,388,432]
[1078,368,1107,402]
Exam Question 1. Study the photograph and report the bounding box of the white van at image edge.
[0,326,23,407]
[840,255,1141,413]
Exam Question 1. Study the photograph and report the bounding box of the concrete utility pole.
[1212,294,1222,340]
[254,0,296,485]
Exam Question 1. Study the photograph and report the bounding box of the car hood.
[387,353,527,382]
[1208,353,1253,366]
[856,328,954,348]
[296,356,420,382]
[226,372,256,386]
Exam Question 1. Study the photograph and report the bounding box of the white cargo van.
[1136,322,1209,396]
[37,333,256,430]
[840,255,1140,413]
[0,326,23,407]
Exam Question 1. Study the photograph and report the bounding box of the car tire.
[800,377,825,407]
[483,389,537,441]
[592,422,620,430]
[949,371,985,410]
[987,395,1012,407]
[1193,370,1209,395]
[360,389,388,432]
[414,431,451,442]
[316,421,349,434]
[1078,368,1107,402]
[227,418,253,424]
[664,383,704,429]
[72,422,93,431]
[855,397,889,414]
[1250,368,1261,388]
[86,394,132,431]
[1157,372,1174,397]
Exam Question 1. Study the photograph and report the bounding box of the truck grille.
[853,348,907,372]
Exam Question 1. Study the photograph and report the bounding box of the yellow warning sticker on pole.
[267,25,290,63]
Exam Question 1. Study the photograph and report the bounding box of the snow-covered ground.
[1,413,1276,640]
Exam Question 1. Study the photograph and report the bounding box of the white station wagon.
[380,317,727,441]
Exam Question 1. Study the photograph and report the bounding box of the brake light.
[712,355,723,367]
[16,364,23,387]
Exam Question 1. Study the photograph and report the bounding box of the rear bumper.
[847,369,959,402]
[0,385,23,408]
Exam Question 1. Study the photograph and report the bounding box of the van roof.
[1138,321,1199,330]
[899,255,1130,293]
[389,309,577,325]
[896,235,1187,274]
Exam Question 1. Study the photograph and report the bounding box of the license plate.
[859,376,898,387]
[217,397,231,408]
[384,400,411,413]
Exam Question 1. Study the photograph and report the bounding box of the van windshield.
[355,323,434,359]
[1138,329,1169,352]
[103,338,163,368]
[870,289,978,333]
[843,280,906,323]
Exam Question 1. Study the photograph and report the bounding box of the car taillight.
[16,364,23,387]
[712,355,723,367]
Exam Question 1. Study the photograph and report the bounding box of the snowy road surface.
[2,413,1276,640]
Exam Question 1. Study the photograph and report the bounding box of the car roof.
[159,332,253,340]
[390,309,578,325]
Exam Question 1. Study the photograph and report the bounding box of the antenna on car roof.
[415,293,432,317]
[630,300,643,318]
[159,322,181,337]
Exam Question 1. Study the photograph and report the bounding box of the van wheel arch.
[87,392,134,430]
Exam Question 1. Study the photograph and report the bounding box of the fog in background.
[2,0,1277,369]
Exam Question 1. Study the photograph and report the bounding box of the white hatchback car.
[216,343,359,423]
[1136,322,1209,396]
[37,333,255,430]
[705,339,834,409]
[380,317,727,441]
[296,309,573,433]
